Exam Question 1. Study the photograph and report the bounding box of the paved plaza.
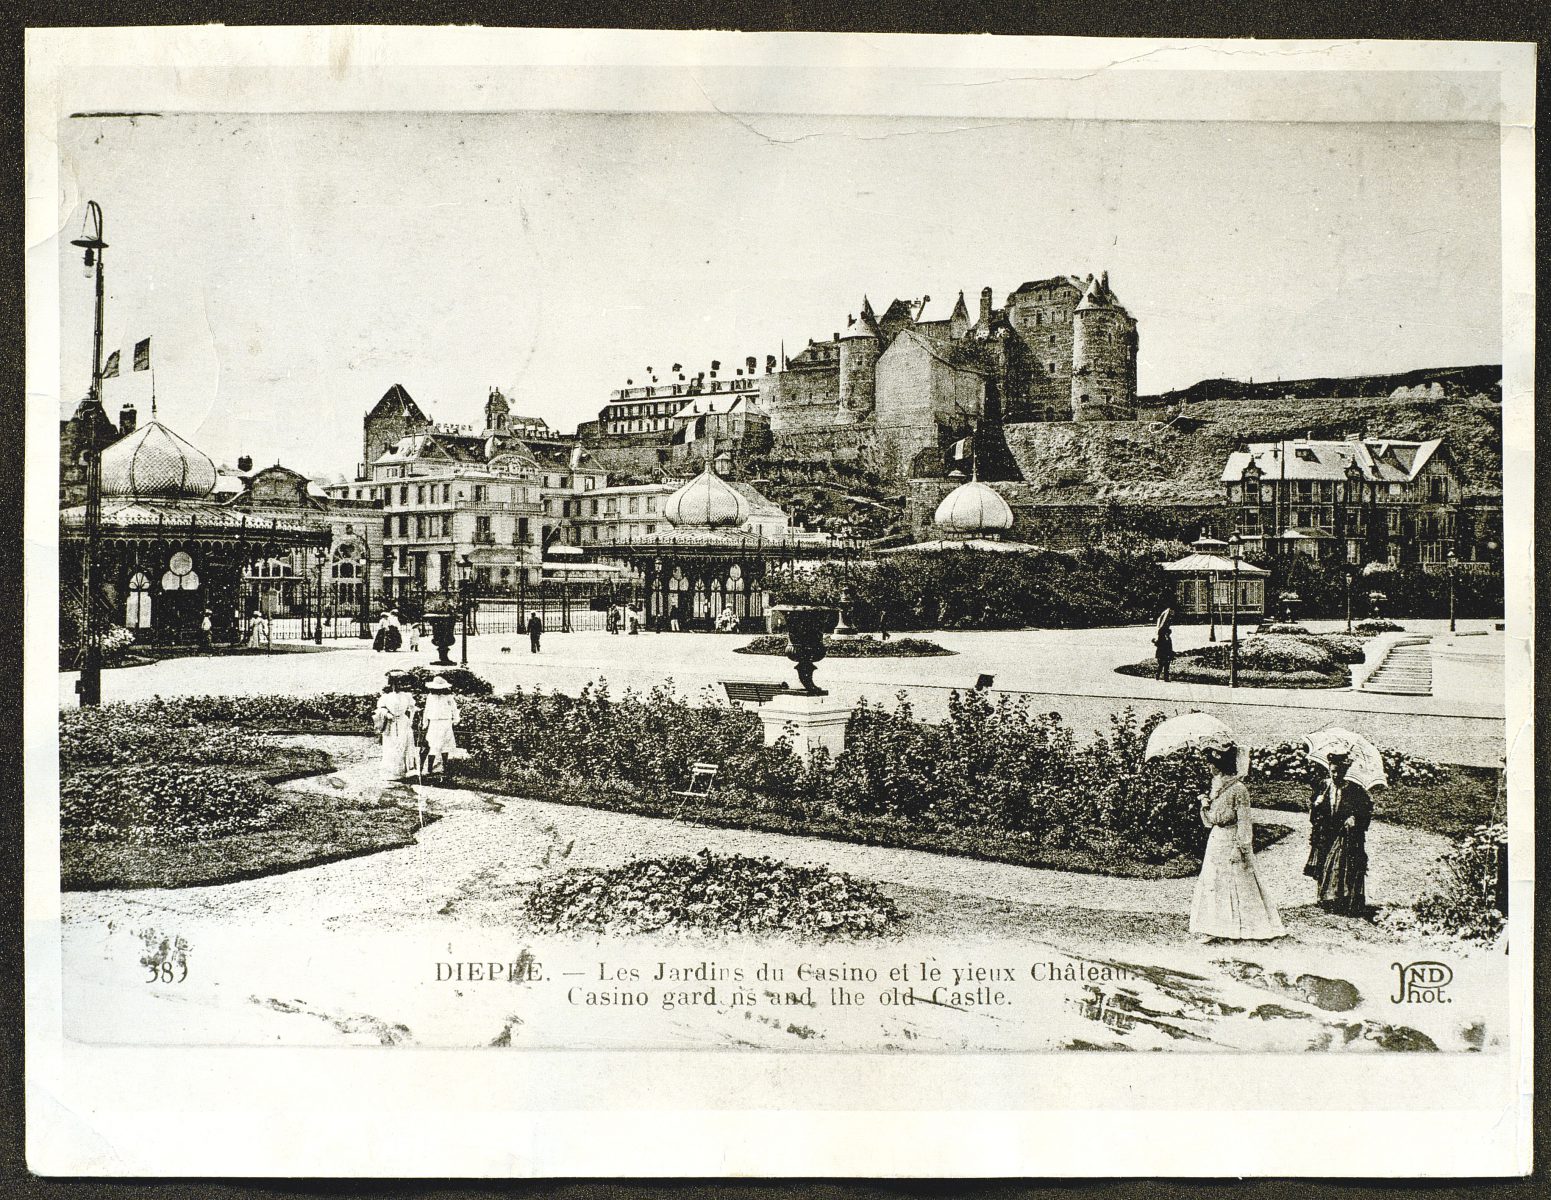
[60,618,1507,765]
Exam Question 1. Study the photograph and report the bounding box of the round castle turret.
[1070,272,1138,421]
[837,306,879,419]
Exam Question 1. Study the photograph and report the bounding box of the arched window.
[125,571,152,629]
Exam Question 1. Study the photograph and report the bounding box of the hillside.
[1143,364,1501,407]
[1002,391,1502,504]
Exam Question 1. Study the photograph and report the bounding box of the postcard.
[24,27,1534,1177]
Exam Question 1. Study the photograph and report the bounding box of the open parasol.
[1144,711,1236,763]
[1304,727,1387,791]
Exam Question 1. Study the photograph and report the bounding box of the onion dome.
[663,463,749,529]
[100,420,218,500]
[933,478,1013,534]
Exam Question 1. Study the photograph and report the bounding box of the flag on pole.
[133,338,151,371]
[101,350,120,378]
[949,436,973,461]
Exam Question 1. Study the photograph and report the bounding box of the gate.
[240,576,374,642]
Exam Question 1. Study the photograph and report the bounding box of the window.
[397,515,409,536]
[646,495,657,513]
[399,486,409,505]
[590,499,599,516]
[383,516,392,537]
[628,496,639,514]
[517,517,529,544]
[443,483,452,503]
[472,485,487,503]
[415,515,426,538]
[475,515,493,544]
[416,485,426,504]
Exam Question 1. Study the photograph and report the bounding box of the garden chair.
[671,762,719,814]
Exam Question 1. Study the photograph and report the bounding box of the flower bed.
[62,764,285,844]
[1355,618,1406,634]
[1249,741,1447,788]
[524,850,904,939]
[451,686,1265,877]
[734,635,954,658]
[1116,632,1354,688]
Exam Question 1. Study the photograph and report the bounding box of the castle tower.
[837,299,880,420]
[1070,274,1138,420]
[362,383,431,475]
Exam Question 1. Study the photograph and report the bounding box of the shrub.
[61,764,284,844]
[1258,623,1312,635]
[1247,741,1447,787]
[399,666,493,695]
[735,635,953,657]
[1413,822,1507,943]
[121,693,377,727]
[524,849,904,938]
[1190,634,1338,674]
[1355,618,1406,634]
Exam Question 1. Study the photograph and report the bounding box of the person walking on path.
[420,676,462,776]
[527,610,543,653]
[1188,744,1286,942]
[626,603,642,634]
[199,608,213,648]
[372,672,419,781]
[607,604,621,635]
[1307,750,1373,917]
[246,609,268,650]
[669,601,682,632]
[383,608,403,652]
[1153,610,1175,681]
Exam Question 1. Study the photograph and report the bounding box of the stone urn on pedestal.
[775,604,836,695]
[425,611,457,666]
[761,605,849,762]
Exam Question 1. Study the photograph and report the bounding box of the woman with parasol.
[1146,713,1285,942]
[1153,608,1176,681]
[1304,729,1381,918]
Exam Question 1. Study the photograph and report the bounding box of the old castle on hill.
[766,273,1138,476]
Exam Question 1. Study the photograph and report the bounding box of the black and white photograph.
[23,28,1534,1178]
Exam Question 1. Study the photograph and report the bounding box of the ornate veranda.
[587,531,835,632]
[61,500,330,644]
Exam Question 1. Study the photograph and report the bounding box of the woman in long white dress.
[1189,743,1286,941]
[420,676,462,775]
[373,674,420,780]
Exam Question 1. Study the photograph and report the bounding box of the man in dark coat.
[1307,750,1373,917]
[527,611,543,654]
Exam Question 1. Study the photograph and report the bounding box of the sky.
[55,111,1501,478]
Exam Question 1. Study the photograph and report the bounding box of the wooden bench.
[722,680,791,707]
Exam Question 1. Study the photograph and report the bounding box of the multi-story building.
[1220,435,1463,567]
[330,383,612,601]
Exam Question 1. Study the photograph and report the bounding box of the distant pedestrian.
[247,609,268,650]
[199,608,213,648]
[384,608,403,652]
[626,603,642,635]
[1153,610,1175,681]
[372,611,390,652]
[669,601,682,633]
[878,608,891,642]
[408,621,423,653]
[607,604,621,635]
[528,610,543,653]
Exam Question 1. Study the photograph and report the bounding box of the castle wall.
[874,334,985,479]
[766,365,844,434]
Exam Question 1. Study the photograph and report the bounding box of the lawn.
[62,785,434,891]
[1115,659,1351,689]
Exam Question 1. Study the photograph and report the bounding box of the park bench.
[721,680,790,707]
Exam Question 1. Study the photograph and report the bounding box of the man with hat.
[421,675,462,776]
[372,670,419,780]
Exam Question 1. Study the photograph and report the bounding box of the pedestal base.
[758,693,853,762]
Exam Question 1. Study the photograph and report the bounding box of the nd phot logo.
[1391,961,1452,1004]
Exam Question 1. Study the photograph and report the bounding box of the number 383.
[145,961,188,983]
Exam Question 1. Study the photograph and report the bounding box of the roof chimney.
[237,454,253,473]
[117,403,137,437]
[980,286,992,325]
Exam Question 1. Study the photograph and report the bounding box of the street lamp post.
[459,553,473,666]
[314,548,325,645]
[1207,568,1218,642]
[1447,550,1460,633]
[71,201,109,707]
[1228,533,1242,689]
[833,519,857,637]
[1344,564,1357,634]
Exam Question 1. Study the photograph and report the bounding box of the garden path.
[60,742,1497,1055]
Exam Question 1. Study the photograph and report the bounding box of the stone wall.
[1071,307,1138,420]
[874,333,985,479]
[767,363,845,434]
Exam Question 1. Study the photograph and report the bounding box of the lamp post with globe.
[71,201,109,707]
[1227,533,1243,689]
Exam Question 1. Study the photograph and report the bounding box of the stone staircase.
[1360,636,1433,696]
